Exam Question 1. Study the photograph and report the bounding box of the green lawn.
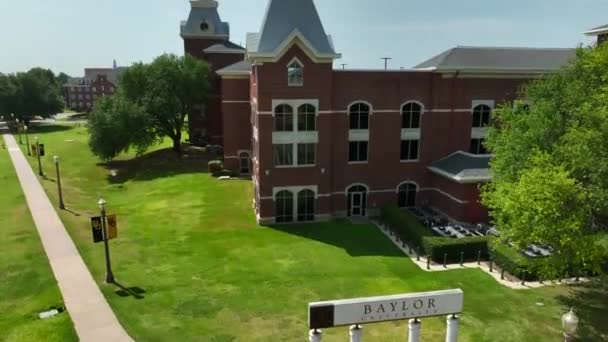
[16,124,608,341]
[0,138,77,341]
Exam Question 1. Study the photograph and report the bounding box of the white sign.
[309,289,463,329]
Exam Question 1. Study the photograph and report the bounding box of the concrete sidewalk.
[3,132,134,342]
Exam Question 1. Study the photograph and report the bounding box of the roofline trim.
[584,27,608,35]
[204,49,246,54]
[248,29,341,60]
[428,166,492,184]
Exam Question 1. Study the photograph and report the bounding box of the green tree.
[482,44,608,277]
[120,54,211,155]
[88,95,156,161]
[0,68,63,124]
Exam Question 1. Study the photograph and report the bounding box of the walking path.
[2,132,134,342]
[371,219,588,289]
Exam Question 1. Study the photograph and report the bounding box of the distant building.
[63,62,126,112]
[181,0,594,224]
[584,24,608,45]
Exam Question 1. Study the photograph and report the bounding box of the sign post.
[308,289,463,342]
[91,217,103,243]
[35,136,43,176]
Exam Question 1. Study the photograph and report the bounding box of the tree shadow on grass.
[264,219,404,257]
[556,278,608,341]
[27,124,73,134]
[100,145,214,184]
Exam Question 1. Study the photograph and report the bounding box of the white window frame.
[287,57,304,87]
[400,139,420,162]
[348,140,369,164]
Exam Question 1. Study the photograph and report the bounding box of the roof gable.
[247,0,339,60]
[181,0,230,39]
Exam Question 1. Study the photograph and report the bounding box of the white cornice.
[248,29,341,63]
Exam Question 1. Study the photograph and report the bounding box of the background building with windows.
[182,0,600,224]
[63,61,125,112]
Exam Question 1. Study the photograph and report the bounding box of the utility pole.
[381,57,392,70]
[340,63,347,70]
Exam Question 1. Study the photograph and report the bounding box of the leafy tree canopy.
[483,44,608,277]
[88,95,156,161]
[119,54,211,155]
[0,68,64,123]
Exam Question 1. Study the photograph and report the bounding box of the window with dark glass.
[297,144,315,165]
[275,191,294,223]
[470,138,488,155]
[472,105,492,127]
[288,61,303,86]
[349,102,370,130]
[274,144,293,166]
[200,21,209,31]
[274,104,294,131]
[400,140,419,161]
[349,141,368,162]
[297,190,315,222]
[398,183,417,208]
[297,104,316,131]
[402,102,422,129]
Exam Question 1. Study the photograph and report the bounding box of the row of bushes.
[489,240,543,281]
[381,205,490,262]
[208,160,237,178]
[423,236,490,263]
[380,205,433,248]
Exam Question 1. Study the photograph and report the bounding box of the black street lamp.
[98,198,115,284]
[53,156,65,209]
[24,125,30,156]
[35,136,43,176]
[16,119,22,144]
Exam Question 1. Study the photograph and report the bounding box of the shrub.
[423,236,491,263]
[381,205,434,248]
[208,160,223,173]
[489,240,542,281]
[212,169,235,178]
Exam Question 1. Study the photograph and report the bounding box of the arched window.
[274,104,293,132]
[349,102,370,130]
[239,152,251,175]
[472,105,491,128]
[287,60,303,86]
[297,104,316,131]
[398,183,417,208]
[275,191,294,223]
[297,190,315,222]
[402,102,422,129]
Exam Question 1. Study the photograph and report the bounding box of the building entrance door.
[349,192,367,216]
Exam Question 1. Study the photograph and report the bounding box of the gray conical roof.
[248,0,338,58]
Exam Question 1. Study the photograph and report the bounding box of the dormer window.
[287,59,303,87]
[200,21,210,32]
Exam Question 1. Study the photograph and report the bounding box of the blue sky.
[0,0,605,76]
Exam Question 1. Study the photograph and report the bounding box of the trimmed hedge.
[423,236,491,263]
[489,240,543,281]
[208,160,223,173]
[380,205,434,248]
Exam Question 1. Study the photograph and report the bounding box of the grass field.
[15,124,608,341]
[0,136,77,341]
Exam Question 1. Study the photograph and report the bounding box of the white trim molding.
[396,181,420,193]
[347,100,374,115]
[471,100,495,111]
[348,129,369,142]
[345,183,370,193]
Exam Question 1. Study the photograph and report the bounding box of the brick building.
[181,0,597,225]
[63,62,125,112]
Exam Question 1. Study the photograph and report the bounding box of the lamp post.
[561,308,579,342]
[35,136,43,176]
[53,156,65,209]
[16,119,22,144]
[24,125,30,156]
[98,198,115,284]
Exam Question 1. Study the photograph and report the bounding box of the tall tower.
[180,0,231,60]
[180,0,246,145]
